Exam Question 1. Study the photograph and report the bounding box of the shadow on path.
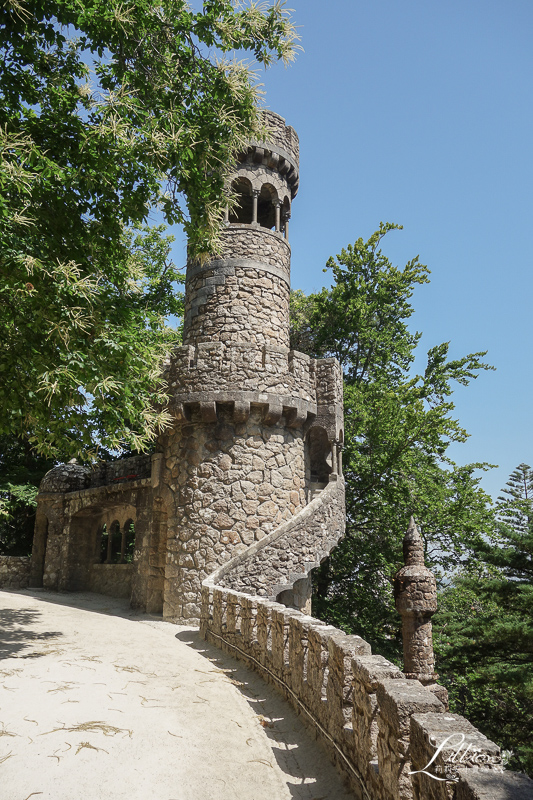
[0,605,63,660]
[176,629,350,800]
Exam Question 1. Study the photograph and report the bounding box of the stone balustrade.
[200,586,533,800]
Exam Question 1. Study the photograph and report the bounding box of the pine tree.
[434,464,533,775]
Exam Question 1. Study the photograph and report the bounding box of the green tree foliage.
[0,435,54,555]
[290,224,495,659]
[1,0,297,458]
[2,221,184,457]
[434,464,533,775]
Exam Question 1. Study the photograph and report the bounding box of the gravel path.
[0,589,354,800]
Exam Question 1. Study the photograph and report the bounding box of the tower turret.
[158,112,344,624]
[182,110,298,349]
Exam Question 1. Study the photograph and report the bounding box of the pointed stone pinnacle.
[403,516,425,566]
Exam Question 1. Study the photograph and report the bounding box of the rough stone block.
[456,769,533,800]
[410,712,502,800]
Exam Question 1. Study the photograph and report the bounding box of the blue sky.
[170,0,533,501]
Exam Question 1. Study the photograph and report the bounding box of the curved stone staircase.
[204,476,345,601]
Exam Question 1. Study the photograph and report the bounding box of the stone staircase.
[204,475,345,602]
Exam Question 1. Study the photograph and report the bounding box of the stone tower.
[29,111,345,626]
[159,111,343,623]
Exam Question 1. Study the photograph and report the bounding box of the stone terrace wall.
[200,588,533,800]
[0,556,30,589]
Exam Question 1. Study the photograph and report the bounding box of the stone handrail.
[200,588,533,800]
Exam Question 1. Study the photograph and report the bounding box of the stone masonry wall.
[161,407,306,623]
[0,556,30,589]
[218,226,291,273]
[89,563,133,599]
[183,228,291,349]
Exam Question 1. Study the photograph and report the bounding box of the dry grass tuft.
[40,720,132,738]
[75,741,109,755]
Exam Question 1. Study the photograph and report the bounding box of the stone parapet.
[410,712,503,800]
[262,110,300,167]
[168,342,313,397]
[239,110,300,196]
[88,454,153,488]
[200,587,526,800]
[0,556,31,589]
[166,345,342,417]
[456,769,533,799]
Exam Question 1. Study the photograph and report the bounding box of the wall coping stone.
[456,768,533,800]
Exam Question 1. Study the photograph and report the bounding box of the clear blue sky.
[170,0,533,501]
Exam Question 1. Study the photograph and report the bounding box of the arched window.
[101,520,121,564]
[257,183,278,229]
[228,177,253,224]
[121,520,135,564]
[307,426,332,485]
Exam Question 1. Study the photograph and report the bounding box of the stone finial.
[403,515,425,566]
[394,517,448,708]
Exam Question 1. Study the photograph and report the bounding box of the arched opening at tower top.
[228,177,253,224]
[257,183,278,229]
[307,426,333,485]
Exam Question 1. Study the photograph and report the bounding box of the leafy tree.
[1,0,297,457]
[434,464,533,775]
[289,224,495,659]
[2,222,184,458]
[0,435,53,555]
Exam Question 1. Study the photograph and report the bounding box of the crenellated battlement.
[166,343,343,425]
[167,343,312,400]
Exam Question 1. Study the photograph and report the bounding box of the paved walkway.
[0,589,354,800]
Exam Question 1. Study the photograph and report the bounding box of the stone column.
[394,517,448,707]
[274,199,281,232]
[283,210,290,242]
[252,189,259,224]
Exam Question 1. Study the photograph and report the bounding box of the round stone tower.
[159,112,343,624]
[182,110,298,350]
